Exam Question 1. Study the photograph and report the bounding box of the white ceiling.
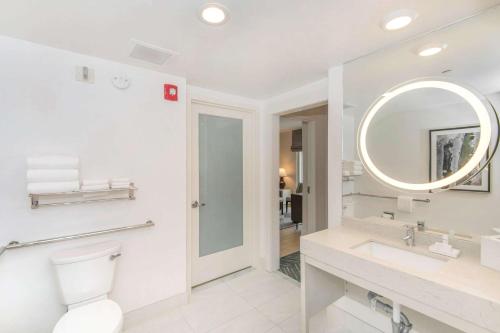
[0,0,499,98]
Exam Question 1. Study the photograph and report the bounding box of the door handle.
[191,201,206,208]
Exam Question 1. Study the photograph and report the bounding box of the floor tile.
[181,283,253,333]
[124,308,194,333]
[208,309,275,333]
[278,314,301,333]
[256,288,301,324]
[124,269,301,333]
[233,274,297,307]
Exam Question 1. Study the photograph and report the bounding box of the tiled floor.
[124,268,305,333]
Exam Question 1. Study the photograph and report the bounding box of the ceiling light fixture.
[199,3,229,25]
[381,9,417,31]
[417,43,448,57]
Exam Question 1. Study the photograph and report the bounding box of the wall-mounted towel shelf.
[29,183,137,209]
[343,192,430,203]
[0,220,154,256]
[342,175,362,182]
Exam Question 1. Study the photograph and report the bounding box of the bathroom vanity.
[300,217,500,333]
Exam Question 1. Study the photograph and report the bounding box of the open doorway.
[277,104,329,281]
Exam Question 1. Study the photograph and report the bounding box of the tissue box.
[481,235,500,271]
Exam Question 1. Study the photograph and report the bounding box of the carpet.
[279,251,301,282]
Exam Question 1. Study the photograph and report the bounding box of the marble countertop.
[301,217,500,332]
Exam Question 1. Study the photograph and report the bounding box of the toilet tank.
[51,241,121,306]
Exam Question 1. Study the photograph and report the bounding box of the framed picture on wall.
[429,125,490,192]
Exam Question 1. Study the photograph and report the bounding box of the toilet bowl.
[53,299,123,333]
[51,241,123,333]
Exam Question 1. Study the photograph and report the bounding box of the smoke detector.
[129,39,177,65]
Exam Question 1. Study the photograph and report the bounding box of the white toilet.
[51,241,123,333]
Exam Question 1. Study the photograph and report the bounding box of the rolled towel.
[27,181,80,194]
[27,169,79,182]
[81,184,110,191]
[82,179,109,186]
[397,195,414,213]
[27,155,79,169]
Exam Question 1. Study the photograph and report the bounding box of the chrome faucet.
[402,225,416,247]
[382,211,395,220]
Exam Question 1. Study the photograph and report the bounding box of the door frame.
[269,102,327,271]
[302,120,317,235]
[186,96,257,291]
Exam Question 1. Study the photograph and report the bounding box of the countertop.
[300,217,500,332]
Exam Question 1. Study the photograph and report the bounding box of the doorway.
[277,104,329,281]
[190,101,254,286]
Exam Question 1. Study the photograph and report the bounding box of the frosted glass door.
[198,114,243,257]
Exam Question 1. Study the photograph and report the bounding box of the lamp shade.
[279,168,287,177]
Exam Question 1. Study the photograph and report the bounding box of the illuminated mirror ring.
[357,79,495,192]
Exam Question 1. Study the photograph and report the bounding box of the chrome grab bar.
[343,192,430,203]
[0,220,154,256]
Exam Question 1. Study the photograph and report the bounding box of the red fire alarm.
[164,84,178,101]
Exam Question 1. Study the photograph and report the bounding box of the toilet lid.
[54,300,123,333]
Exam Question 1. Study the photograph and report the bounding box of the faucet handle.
[417,221,425,231]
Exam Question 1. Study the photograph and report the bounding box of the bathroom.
[1,2,500,333]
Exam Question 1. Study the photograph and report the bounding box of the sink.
[354,241,446,273]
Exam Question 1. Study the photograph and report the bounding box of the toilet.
[51,241,123,333]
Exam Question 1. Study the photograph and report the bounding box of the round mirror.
[357,78,499,193]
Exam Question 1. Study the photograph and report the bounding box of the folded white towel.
[397,195,414,213]
[27,181,80,194]
[27,169,79,183]
[342,160,362,166]
[82,179,109,186]
[111,178,130,184]
[110,183,130,189]
[81,184,110,191]
[27,155,79,169]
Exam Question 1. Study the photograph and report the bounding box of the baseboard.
[123,292,188,330]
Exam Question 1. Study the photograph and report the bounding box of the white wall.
[0,36,187,333]
[344,94,500,236]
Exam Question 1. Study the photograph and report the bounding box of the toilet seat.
[53,299,123,333]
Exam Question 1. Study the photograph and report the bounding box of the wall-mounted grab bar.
[0,220,154,256]
[343,192,430,203]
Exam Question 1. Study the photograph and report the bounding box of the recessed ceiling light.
[199,3,229,25]
[417,43,448,57]
[381,9,417,31]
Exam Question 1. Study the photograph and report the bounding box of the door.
[191,101,253,286]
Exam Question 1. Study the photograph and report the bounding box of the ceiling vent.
[129,39,177,65]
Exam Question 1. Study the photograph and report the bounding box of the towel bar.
[343,192,430,203]
[29,183,138,209]
[0,220,154,256]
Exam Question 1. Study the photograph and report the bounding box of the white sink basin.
[354,241,446,273]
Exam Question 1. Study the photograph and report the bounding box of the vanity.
[300,217,500,333]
